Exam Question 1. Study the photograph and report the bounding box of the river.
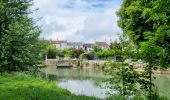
[41,66,170,99]
[41,66,113,99]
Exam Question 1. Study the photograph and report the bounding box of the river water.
[41,66,113,99]
[41,66,170,99]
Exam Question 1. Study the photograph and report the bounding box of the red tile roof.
[95,42,109,48]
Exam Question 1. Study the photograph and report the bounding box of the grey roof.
[83,43,93,48]
[67,42,83,46]
[51,40,67,44]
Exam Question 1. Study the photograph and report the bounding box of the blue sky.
[32,0,122,43]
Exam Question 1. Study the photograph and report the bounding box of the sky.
[32,0,123,43]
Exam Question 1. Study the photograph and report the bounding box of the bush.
[64,48,84,58]
[47,45,57,59]
[80,51,96,60]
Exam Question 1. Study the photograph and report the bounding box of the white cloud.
[74,9,122,42]
[32,0,122,42]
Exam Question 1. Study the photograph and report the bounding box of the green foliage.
[117,0,170,99]
[104,61,142,98]
[0,0,43,72]
[0,73,98,100]
[63,48,74,58]
[104,36,167,99]
[93,43,120,58]
[105,60,168,100]
[56,50,64,57]
[94,41,127,59]
[64,48,84,58]
[80,51,96,60]
[96,50,115,58]
[72,48,84,58]
[46,44,57,59]
[117,0,170,67]
[119,36,138,59]
[106,94,146,100]
[106,95,126,100]
[93,45,103,52]
[107,42,123,56]
[42,40,64,58]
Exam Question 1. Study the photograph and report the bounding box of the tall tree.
[0,0,43,72]
[117,0,170,99]
[117,0,170,67]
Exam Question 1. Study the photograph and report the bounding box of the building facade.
[83,43,93,51]
[67,42,83,49]
[51,40,83,50]
[51,40,67,50]
[50,40,109,50]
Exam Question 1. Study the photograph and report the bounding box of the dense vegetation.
[0,0,44,72]
[93,44,120,59]
[63,48,84,58]
[117,0,170,67]
[45,46,85,59]
[103,0,170,100]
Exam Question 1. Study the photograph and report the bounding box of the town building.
[83,43,93,51]
[51,40,67,50]
[67,42,83,49]
[50,40,110,50]
[50,40,83,50]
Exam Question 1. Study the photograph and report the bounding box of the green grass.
[155,74,170,99]
[0,72,99,100]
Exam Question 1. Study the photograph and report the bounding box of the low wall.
[45,59,107,68]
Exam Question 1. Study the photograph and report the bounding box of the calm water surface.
[41,66,170,99]
[41,66,112,98]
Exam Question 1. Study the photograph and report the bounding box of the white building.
[51,40,67,50]
[67,42,83,49]
[51,40,83,50]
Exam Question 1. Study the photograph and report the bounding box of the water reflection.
[41,66,111,98]
[41,66,170,99]
[58,80,109,98]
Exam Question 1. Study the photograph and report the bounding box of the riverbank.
[0,72,98,100]
[135,67,170,74]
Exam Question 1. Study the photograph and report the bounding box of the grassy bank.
[155,74,170,99]
[0,72,98,100]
